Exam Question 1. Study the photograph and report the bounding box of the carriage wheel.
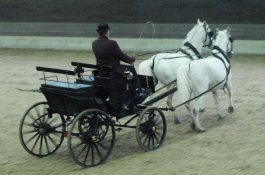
[68,109,115,167]
[136,107,167,151]
[19,102,65,157]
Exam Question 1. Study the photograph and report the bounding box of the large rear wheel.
[19,102,65,157]
[68,109,115,167]
[136,107,167,151]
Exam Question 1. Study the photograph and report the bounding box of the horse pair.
[138,19,234,132]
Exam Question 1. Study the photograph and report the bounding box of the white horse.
[138,19,213,124]
[176,28,234,132]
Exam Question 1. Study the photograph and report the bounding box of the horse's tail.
[176,65,191,105]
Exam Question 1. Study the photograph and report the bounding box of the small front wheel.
[136,107,167,151]
[68,109,115,167]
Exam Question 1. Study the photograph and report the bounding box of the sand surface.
[0,49,265,175]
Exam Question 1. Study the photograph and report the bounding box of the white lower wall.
[0,36,264,54]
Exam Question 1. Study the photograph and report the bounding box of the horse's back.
[154,53,192,84]
[189,57,227,90]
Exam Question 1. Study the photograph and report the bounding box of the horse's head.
[184,19,213,48]
[213,28,234,58]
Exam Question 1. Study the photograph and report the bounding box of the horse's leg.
[199,100,205,112]
[190,97,206,132]
[226,79,234,114]
[167,93,180,124]
[212,91,225,119]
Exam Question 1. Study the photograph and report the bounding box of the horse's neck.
[183,30,205,57]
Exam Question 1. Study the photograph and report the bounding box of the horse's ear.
[226,26,231,32]
[197,18,202,24]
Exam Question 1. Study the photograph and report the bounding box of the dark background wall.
[0,0,264,39]
[0,0,264,23]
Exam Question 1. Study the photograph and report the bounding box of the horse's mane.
[184,23,203,43]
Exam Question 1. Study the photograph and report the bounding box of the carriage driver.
[92,23,139,108]
[92,23,136,73]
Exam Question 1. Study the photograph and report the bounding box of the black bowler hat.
[96,23,110,33]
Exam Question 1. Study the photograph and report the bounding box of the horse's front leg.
[226,79,234,114]
[167,94,180,124]
[212,91,225,119]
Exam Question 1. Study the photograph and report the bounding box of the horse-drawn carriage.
[19,62,175,167]
[19,21,234,167]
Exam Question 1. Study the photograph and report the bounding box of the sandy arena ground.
[0,49,265,175]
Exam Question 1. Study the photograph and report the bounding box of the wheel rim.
[19,102,65,157]
[136,107,167,151]
[68,109,115,167]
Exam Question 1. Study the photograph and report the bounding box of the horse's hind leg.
[199,100,205,112]
[212,91,225,119]
[226,79,234,114]
[190,99,205,132]
[167,94,180,124]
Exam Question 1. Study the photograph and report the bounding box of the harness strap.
[178,48,193,60]
[212,46,231,65]
[150,55,158,84]
[211,46,231,75]
[184,42,202,59]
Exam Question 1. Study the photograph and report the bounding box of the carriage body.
[19,62,167,168]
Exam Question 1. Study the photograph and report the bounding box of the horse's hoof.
[197,127,206,133]
[199,108,205,113]
[228,106,234,114]
[174,118,181,125]
[217,114,226,119]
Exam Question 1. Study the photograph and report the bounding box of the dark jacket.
[92,36,135,73]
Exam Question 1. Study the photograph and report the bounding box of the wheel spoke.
[31,135,41,152]
[48,117,58,125]
[44,136,50,153]
[28,112,40,125]
[94,142,103,159]
[153,132,159,145]
[23,122,36,127]
[83,144,91,164]
[47,135,57,146]
[77,144,88,158]
[25,132,39,144]
[147,135,151,149]
[39,136,43,155]
[23,130,37,135]
[151,134,155,149]
[142,134,149,146]
[97,142,108,150]
[91,143,95,165]
[50,131,63,137]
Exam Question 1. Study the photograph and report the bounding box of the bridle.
[202,22,214,47]
[182,22,213,59]
[227,36,234,58]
